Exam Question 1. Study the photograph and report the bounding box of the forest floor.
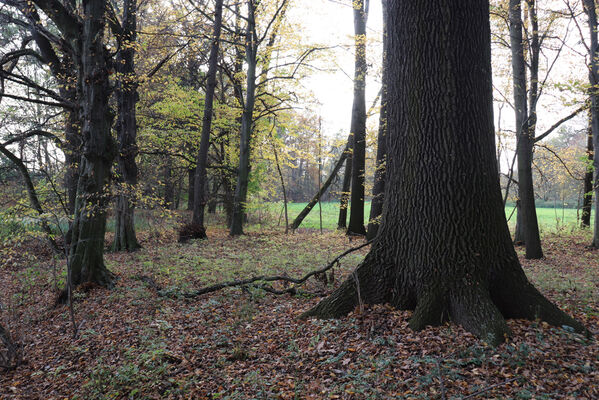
[0,219,598,399]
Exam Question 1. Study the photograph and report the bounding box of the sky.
[287,0,588,152]
[287,0,384,139]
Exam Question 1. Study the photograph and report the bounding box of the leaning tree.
[303,0,588,345]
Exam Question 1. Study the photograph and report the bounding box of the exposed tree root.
[301,254,591,345]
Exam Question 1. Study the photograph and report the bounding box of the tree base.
[178,223,207,242]
[301,254,590,346]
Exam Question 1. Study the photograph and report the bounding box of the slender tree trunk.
[0,144,60,253]
[271,128,289,234]
[113,0,141,252]
[303,0,587,345]
[163,156,174,209]
[584,0,599,247]
[347,0,369,236]
[337,140,352,229]
[207,178,219,213]
[187,168,195,210]
[367,0,388,240]
[230,0,257,236]
[509,0,543,258]
[191,0,224,239]
[68,0,115,287]
[582,119,594,228]
[292,144,349,230]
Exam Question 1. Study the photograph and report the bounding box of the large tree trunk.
[303,0,587,345]
[68,0,115,287]
[113,0,141,252]
[347,0,369,236]
[585,0,599,247]
[509,0,543,258]
[230,0,257,236]
[582,118,594,228]
[191,0,224,239]
[366,0,388,240]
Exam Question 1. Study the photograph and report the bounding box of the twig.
[162,240,373,298]
[435,357,447,400]
[462,377,521,399]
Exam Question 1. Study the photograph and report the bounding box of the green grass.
[259,201,596,232]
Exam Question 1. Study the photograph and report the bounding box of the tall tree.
[303,0,587,345]
[346,0,369,236]
[581,115,594,228]
[366,0,388,240]
[113,0,142,252]
[509,0,543,258]
[68,0,116,286]
[584,0,599,247]
[191,0,224,239]
[230,0,290,235]
[230,0,259,236]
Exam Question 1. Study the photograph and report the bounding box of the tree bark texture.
[347,0,369,236]
[582,121,594,228]
[509,0,543,258]
[230,0,257,236]
[113,0,141,252]
[585,0,599,247]
[68,0,115,287]
[303,0,587,345]
[367,0,388,240]
[191,0,224,238]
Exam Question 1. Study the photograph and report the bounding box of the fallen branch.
[160,240,373,299]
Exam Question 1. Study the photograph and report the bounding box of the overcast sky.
[288,0,384,139]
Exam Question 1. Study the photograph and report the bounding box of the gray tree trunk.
[584,0,599,247]
[113,0,141,252]
[509,0,543,258]
[191,0,224,239]
[230,0,258,236]
[347,0,369,236]
[68,0,115,287]
[367,0,388,240]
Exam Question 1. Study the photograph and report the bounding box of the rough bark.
[582,118,594,228]
[509,0,543,258]
[112,0,141,252]
[585,0,599,247]
[68,0,115,287]
[367,0,388,240]
[302,0,587,345]
[191,0,224,239]
[347,0,369,236]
